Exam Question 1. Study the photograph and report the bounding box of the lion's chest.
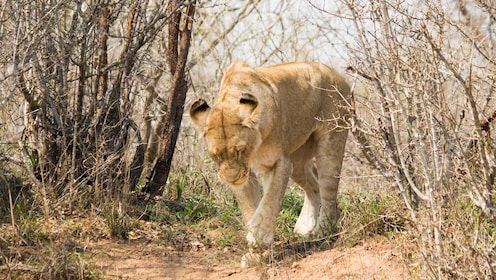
[249,142,282,173]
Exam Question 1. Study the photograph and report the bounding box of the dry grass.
[1,1,495,278]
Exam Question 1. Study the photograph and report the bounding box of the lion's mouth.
[230,175,249,186]
[219,169,249,186]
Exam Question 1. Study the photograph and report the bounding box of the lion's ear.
[190,98,210,130]
[239,93,260,128]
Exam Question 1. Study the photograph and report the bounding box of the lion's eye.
[215,154,223,162]
[210,151,221,163]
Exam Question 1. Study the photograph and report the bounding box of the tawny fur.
[190,61,351,247]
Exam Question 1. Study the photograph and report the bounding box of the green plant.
[40,245,98,279]
[142,202,174,224]
[103,204,140,239]
[178,195,219,223]
[337,191,404,246]
[16,206,52,244]
[173,172,187,201]
[216,229,236,247]
[276,186,304,239]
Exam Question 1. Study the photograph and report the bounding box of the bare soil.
[90,238,410,279]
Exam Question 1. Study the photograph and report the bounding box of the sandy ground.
[90,238,410,279]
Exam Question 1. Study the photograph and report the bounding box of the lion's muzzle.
[217,163,249,186]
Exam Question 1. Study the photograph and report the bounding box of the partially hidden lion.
[190,61,351,262]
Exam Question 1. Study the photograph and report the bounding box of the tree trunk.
[144,1,196,196]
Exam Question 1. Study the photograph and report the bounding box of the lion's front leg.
[231,172,261,224]
[245,158,291,247]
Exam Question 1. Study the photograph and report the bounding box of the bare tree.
[312,0,496,277]
[144,1,196,196]
[2,0,194,210]
[1,0,276,210]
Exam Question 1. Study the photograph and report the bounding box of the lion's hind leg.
[313,129,348,235]
[291,142,320,236]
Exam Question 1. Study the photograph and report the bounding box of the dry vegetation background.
[0,0,495,279]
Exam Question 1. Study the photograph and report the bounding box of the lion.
[190,61,351,258]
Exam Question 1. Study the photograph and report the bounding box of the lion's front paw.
[246,213,275,247]
[245,231,258,247]
[240,248,270,268]
[246,225,274,247]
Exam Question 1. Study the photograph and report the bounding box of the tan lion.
[190,61,350,253]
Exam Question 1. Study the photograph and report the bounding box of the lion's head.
[190,89,262,186]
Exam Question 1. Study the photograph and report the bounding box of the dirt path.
[90,239,410,279]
